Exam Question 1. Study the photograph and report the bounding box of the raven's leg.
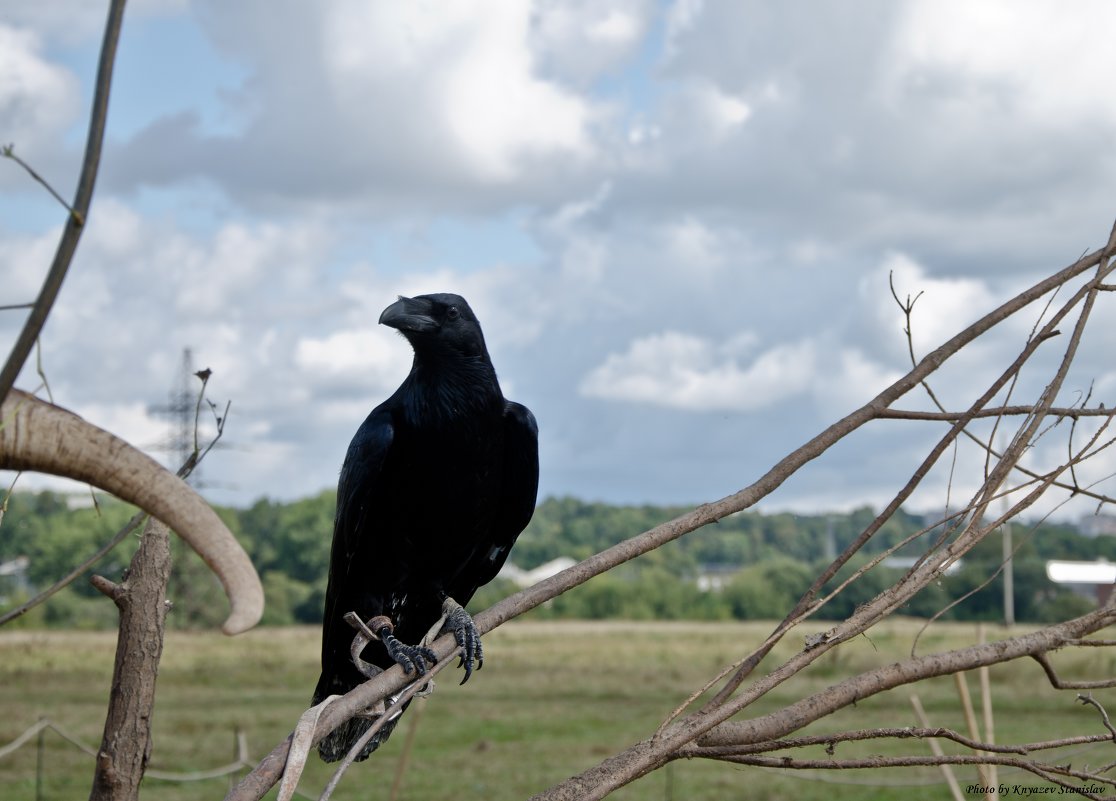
[369,615,438,676]
[440,598,483,685]
[344,611,437,677]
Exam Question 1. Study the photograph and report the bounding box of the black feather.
[312,293,539,761]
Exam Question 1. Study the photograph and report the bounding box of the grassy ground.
[1,620,1114,800]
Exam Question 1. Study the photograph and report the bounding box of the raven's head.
[379,293,489,360]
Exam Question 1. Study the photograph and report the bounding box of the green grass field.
[2,620,1114,800]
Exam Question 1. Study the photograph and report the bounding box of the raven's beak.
[379,296,437,333]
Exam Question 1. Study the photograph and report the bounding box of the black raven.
[313,293,539,762]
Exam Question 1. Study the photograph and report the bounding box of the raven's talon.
[379,627,437,676]
[441,598,483,685]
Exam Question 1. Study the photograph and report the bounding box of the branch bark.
[88,518,172,801]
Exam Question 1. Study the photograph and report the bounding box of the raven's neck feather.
[402,355,503,425]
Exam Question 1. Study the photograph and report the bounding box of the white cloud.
[664,0,705,58]
[580,330,815,412]
[140,0,601,204]
[0,24,79,158]
[531,0,650,84]
[436,3,594,181]
[72,401,170,456]
[294,328,410,381]
[0,0,186,43]
[813,348,904,412]
[695,81,751,134]
[666,216,722,270]
[889,1,1116,130]
[866,252,1001,356]
[0,225,56,299]
[172,221,329,316]
[588,9,641,44]
[544,180,612,232]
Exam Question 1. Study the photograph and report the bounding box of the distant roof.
[1046,560,1116,585]
[0,556,29,576]
[882,556,963,575]
[499,557,578,588]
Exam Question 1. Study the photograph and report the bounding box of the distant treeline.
[0,491,1109,629]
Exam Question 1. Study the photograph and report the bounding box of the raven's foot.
[440,597,483,685]
[345,610,437,677]
[374,617,438,677]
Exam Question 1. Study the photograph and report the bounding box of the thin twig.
[0,145,82,223]
[1078,694,1116,741]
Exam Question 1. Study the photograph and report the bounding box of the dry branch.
[704,755,1110,800]
[88,519,172,801]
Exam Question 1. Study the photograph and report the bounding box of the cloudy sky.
[2,0,1115,521]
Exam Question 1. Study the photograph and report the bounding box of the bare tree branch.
[88,519,172,801]
[1032,655,1116,691]
[688,726,1116,758]
[879,405,1115,421]
[699,754,1111,800]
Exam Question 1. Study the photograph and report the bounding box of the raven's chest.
[379,417,505,532]
[399,418,498,475]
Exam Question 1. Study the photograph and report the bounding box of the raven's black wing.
[449,400,539,603]
[317,407,395,695]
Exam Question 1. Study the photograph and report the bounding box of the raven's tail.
[316,708,406,762]
[312,671,411,762]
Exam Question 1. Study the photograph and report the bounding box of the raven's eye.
[446,306,460,320]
